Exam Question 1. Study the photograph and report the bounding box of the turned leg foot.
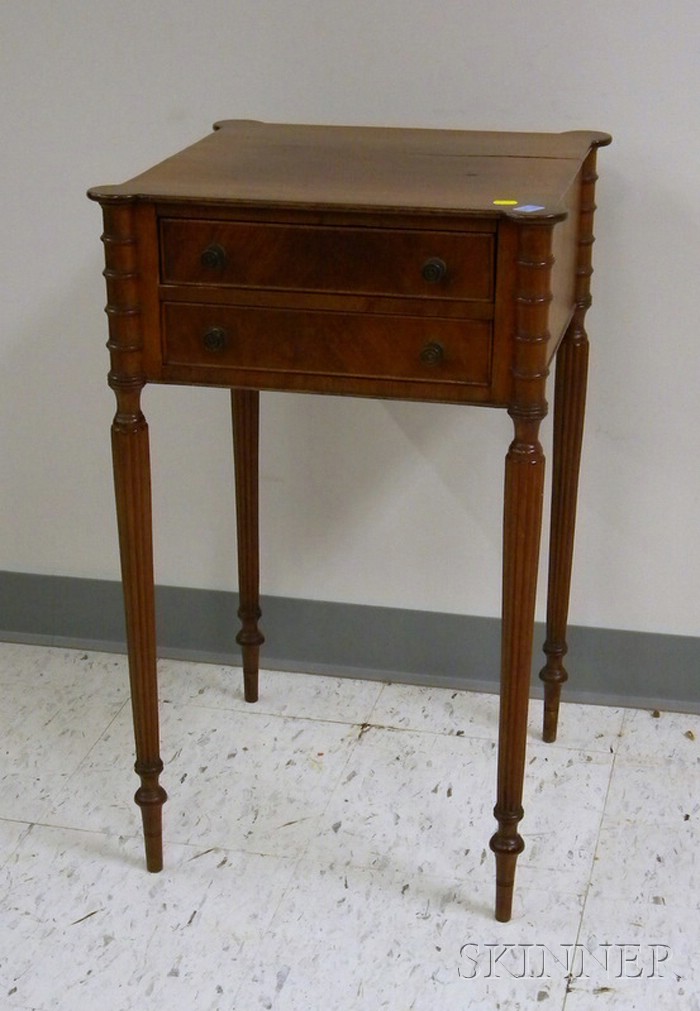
[490,807,526,922]
[236,633,262,703]
[540,642,568,743]
[135,759,168,871]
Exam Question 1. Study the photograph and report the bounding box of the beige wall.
[1,2,698,636]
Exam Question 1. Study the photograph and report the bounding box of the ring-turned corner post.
[490,215,555,922]
[539,138,608,743]
[94,195,166,872]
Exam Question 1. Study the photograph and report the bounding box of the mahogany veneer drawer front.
[160,219,495,302]
[161,302,493,386]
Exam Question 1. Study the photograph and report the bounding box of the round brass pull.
[420,341,444,366]
[421,257,447,283]
[202,326,227,352]
[200,243,227,269]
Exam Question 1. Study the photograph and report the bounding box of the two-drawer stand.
[89,121,610,921]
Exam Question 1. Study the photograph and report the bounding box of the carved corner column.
[490,219,554,922]
[539,148,602,743]
[231,388,264,703]
[100,200,166,871]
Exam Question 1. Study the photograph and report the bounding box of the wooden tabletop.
[88,120,610,219]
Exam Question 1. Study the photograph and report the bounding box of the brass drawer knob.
[421,257,447,283]
[202,326,227,352]
[420,341,444,366]
[200,243,227,269]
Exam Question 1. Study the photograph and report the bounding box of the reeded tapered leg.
[539,331,588,742]
[231,388,264,703]
[490,220,554,921]
[112,411,166,871]
[102,200,166,873]
[491,420,545,920]
[539,148,601,743]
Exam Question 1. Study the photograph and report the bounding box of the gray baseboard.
[1,570,698,713]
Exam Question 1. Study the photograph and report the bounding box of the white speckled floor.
[1,642,699,1010]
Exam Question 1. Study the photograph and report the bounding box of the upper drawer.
[160,219,495,302]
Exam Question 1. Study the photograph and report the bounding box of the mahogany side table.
[89,121,610,921]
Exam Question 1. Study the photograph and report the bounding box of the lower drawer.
[161,303,492,387]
